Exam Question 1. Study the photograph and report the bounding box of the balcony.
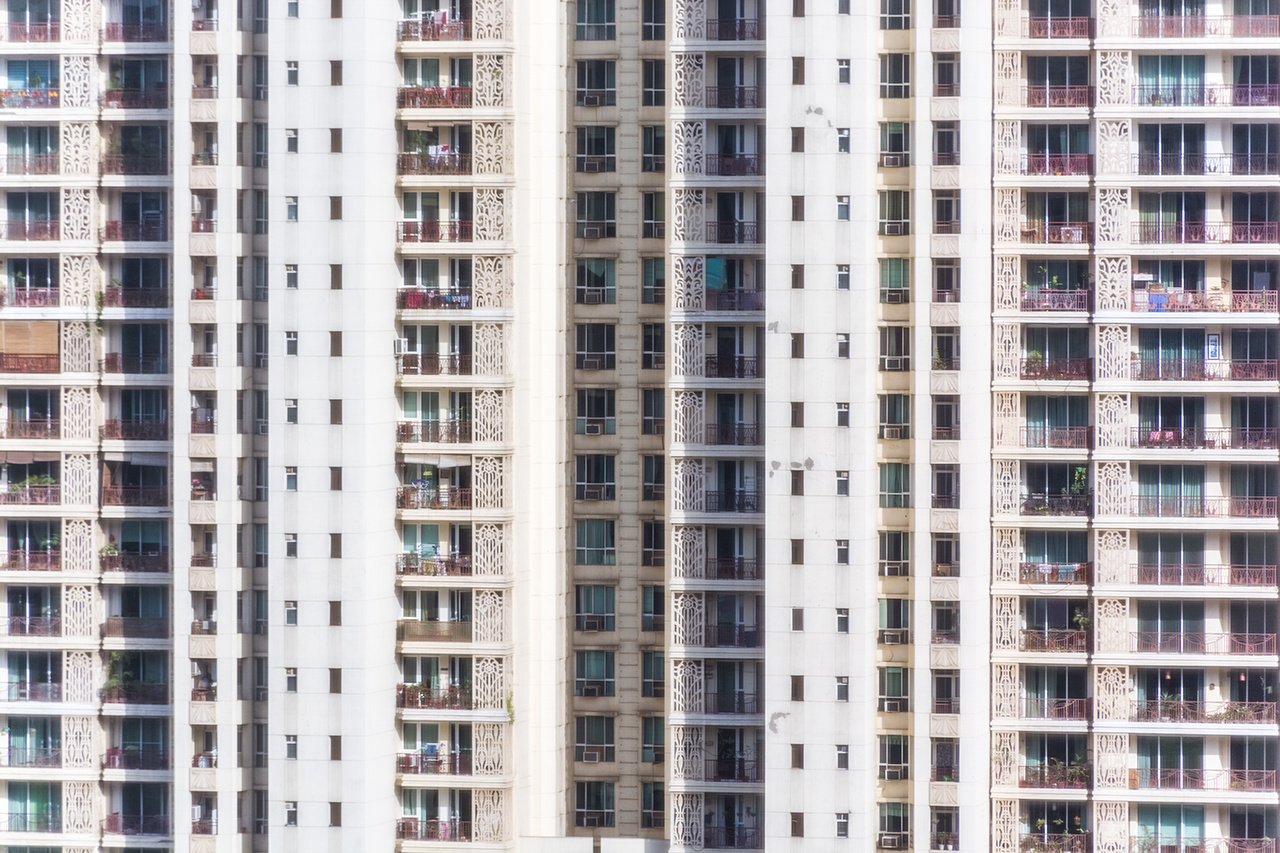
[104,22,168,41]
[706,17,764,38]
[103,814,170,836]
[104,746,168,769]
[1134,222,1280,244]
[397,153,472,176]
[0,354,58,373]
[397,619,473,643]
[706,289,765,311]
[706,220,760,243]
[1,747,59,767]
[101,420,168,440]
[932,562,960,577]
[103,616,169,639]
[1130,496,1278,518]
[1020,493,1091,516]
[1131,289,1279,313]
[2,22,60,41]
[704,757,762,782]
[1023,697,1090,720]
[396,752,473,775]
[1129,768,1277,792]
[102,682,169,704]
[2,288,58,308]
[100,552,169,573]
[1022,426,1091,448]
[397,288,473,310]
[398,221,473,243]
[397,487,472,510]
[703,424,761,446]
[102,154,167,176]
[1133,84,1280,107]
[398,18,472,40]
[705,557,763,580]
[704,690,761,714]
[103,286,169,308]
[0,484,60,505]
[101,486,168,507]
[1,813,60,832]
[0,221,59,241]
[397,86,473,108]
[705,355,762,378]
[397,818,473,842]
[0,90,58,108]
[1,550,59,571]
[4,681,60,701]
[3,616,60,636]
[1022,86,1094,107]
[1020,358,1091,380]
[1020,629,1089,652]
[101,88,169,109]
[1019,222,1092,243]
[1020,834,1090,853]
[1019,764,1090,789]
[704,86,762,109]
[1132,427,1278,449]
[1024,16,1093,36]
[704,490,762,513]
[1131,563,1277,586]
[5,418,58,439]
[704,827,762,849]
[396,553,473,577]
[397,420,473,444]
[705,154,761,177]
[397,683,472,710]
[2,154,58,175]
[702,623,761,648]
[1135,153,1280,176]
[102,221,168,241]
[1021,290,1090,312]
[397,353,473,376]
[1019,563,1092,584]
[1131,698,1277,723]
[1132,358,1279,381]
[1132,14,1280,35]
[1131,631,1276,654]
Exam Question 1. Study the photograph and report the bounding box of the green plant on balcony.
[99,543,119,556]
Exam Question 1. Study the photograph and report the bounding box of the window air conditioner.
[582,615,605,631]
[582,289,604,305]
[582,93,602,107]
[883,222,905,236]
[584,159,603,173]
[585,816,601,827]
[651,747,665,763]
[882,356,904,371]
[583,683,601,697]
[880,833,903,849]
[581,357,604,370]
[884,289,907,304]
[884,766,904,781]
[393,338,409,356]
[881,153,903,167]
[582,226,603,239]
[882,698,905,713]
[583,750,601,763]
[882,425,904,440]
[584,423,603,435]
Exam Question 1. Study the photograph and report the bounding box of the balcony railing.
[1131,698,1277,723]
[397,420,473,444]
[1025,15,1093,36]
[702,623,762,648]
[102,87,169,109]
[3,616,60,636]
[704,757,762,782]
[396,553,473,576]
[396,818,473,842]
[1131,563,1277,586]
[703,424,761,445]
[2,22,60,41]
[1022,426,1091,448]
[100,552,169,573]
[0,485,60,505]
[101,486,168,507]
[1,813,60,832]
[3,288,58,307]
[1,550,59,572]
[2,154,58,175]
[706,221,760,244]
[1136,841,1278,853]
[1133,84,1280,106]
[1,747,60,767]
[1019,562,1091,584]
[1020,358,1092,380]
[706,289,765,311]
[103,286,169,308]
[5,418,58,439]
[102,682,169,704]
[102,154,168,175]
[705,154,761,176]
[397,619,473,642]
[396,752,473,775]
[104,814,170,835]
[1023,86,1094,107]
[704,827,762,849]
[101,419,168,440]
[1129,768,1277,791]
[1020,628,1089,652]
[397,288,473,310]
[0,354,58,373]
[1135,153,1280,176]
[104,22,168,41]
[0,221,59,241]
[1019,222,1092,243]
[705,557,763,580]
[1132,358,1279,381]
[398,18,472,40]
[0,89,58,108]
[104,746,169,769]
[398,221,473,243]
[704,86,762,108]
[4,681,60,701]
[1021,289,1090,312]
[1023,697,1090,719]
[1131,631,1276,654]
[102,221,169,241]
[1020,494,1091,516]
[1132,427,1279,449]
[1133,13,1280,34]
[706,17,764,38]
[396,683,472,710]
[1134,222,1280,244]
[397,152,472,175]
[1131,496,1278,518]
[397,86,473,108]
[397,487,472,510]
[1131,289,1279,313]
[704,690,761,714]
[1019,764,1090,788]
[1020,834,1090,853]
[103,616,169,639]
[704,490,763,513]
[705,355,762,378]
[396,353,472,375]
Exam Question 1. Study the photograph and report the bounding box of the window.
[934,53,959,96]
[880,803,911,846]
[575,258,616,304]
[837,127,851,153]
[880,666,910,711]
[837,195,850,220]
[879,190,911,235]
[285,667,297,692]
[575,716,615,761]
[575,126,616,173]
[934,191,960,234]
[330,61,343,86]
[330,467,342,490]
[285,264,298,288]
[285,533,297,557]
[329,399,342,424]
[329,196,343,220]
[880,462,912,508]
[330,264,343,289]
[836,470,850,495]
[791,675,805,700]
[642,521,665,566]
[643,60,666,106]
[575,323,616,369]
[576,650,615,696]
[935,0,960,24]
[286,61,298,85]
[837,264,850,289]
[329,803,342,827]
[837,402,850,426]
[837,333,850,358]
[642,585,665,630]
[791,195,805,221]
[880,530,911,575]
[880,735,909,779]
[332,0,343,15]
[641,783,664,829]
[329,668,342,692]
[837,609,850,632]
[330,736,342,760]
[285,196,298,221]
[287,0,298,15]
[880,54,911,97]
[576,60,617,106]
[330,331,342,356]
[791,127,805,152]
[791,470,805,495]
[642,258,665,303]
[880,394,911,439]
[933,601,960,643]
[791,539,805,564]
[792,608,805,631]
[934,258,959,301]
[837,540,849,564]
[285,601,298,625]
[643,192,665,238]
[934,120,960,165]
[330,129,343,152]
[837,59,851,83]
[791,813,805,838]
[285,128,298,153]
[837,744,850,769]
[642,651,664,696]
[836,676,849,701]
[329,601,342,626]
[880,326,911,369]
[575,585,616,631]
[575,455,616,501]
[576,0,616,39]
[881,258,910,303]
[284,331,298,355]
[642,0,666,38]
[576,388,616,434]
[642,455,665,500]
[792,264,805,289]
[642,388,665,435]
[794,0,805,14]
[791,402,805,428]
[881,0,911,27]
[642,125,666,172]
[285,801,298,826]
[837,813,850,838]
[575,781,615,828]
[791,333,805,358]
[642,716,665,763]
[576,191,616,238]
[575,519,616,565]
[880,599,911,643]
[254,56,269,100]
[933,326,960,369]
[881,122,910,167]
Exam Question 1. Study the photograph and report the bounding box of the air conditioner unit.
[255,686,268,701]
[882,425,904,440]
[257,421,269,435]
[582,93,602,107]
[582,226,603,239]
[884,289,907,304]
[582,289,604,305]
[884,766,904,781]
[581,357,604,370]
[881,629,908,645]
[393,338,410,356]
[582,484,604,500]
[583,749,601,763]
[584,423,603,435]
[881,153,903,167]
[582,614,605,631]
[883,222,905,236]
[583,683,601,697]
[585,816,601,827]
[651,747,665,763]
[882,698,905,713]
[254,355,268,368]
[880,834,903,849]
[584,159,603,173]
[882,356,904,371]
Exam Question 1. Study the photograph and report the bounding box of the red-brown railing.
[104,814,170,835]
[1019,222,1092,243]
[396,752,473,775]
[705,757,763,782]
[101,486,168,507]
[1133,13,1280,34]
[396,288,472,310]
[100,553,169,573]
[1131,427,1278,449]
[397,619,473,642]
[102,154,167,175]
[396,818,472,841]
[397,420,473,444]
[4,616,60,636]
[1025,15,1093,36]
[1133,84,1280,106]
[706,17,764,39]
[1020,629,1089,652]
[101,87,169,109]
[1023,86,1094,107]
[1019,764,1090,788]
[1131,699,1276,723]
[101,419,168,440]
[0,354,58,373]
[1020,834,1090,853]
[397,683,472,710]
[1131,563,1277,586]
[704,690,761,714]
[702,623,762,648]
[703,424,761,445]
[102,287,169,307]
[396,487,473,510]
[1131,289,1279,312]
[397,86,473,108]
[706,221,760,243]
[101,682,169,704]
[1130,358,1279,381]
[1129,768,1277,791]
[102,221,169,241]
[398,221,474,243]
[706,154,761,176]
[2,154,58,175]
[1,550,60,572]
[397,153,472,175]
[704,557,763,580]
[705,355,762,378]
[1021,289,1090,311]
[1131,631,1276,654]
[1019,562,1091,584]
[1021,426,1091,448]
[1,220,59,240]
[397,18,472,40]
[1020,494,1091,516]
[0,485,60,505]
[105,746,169,769]
[1020,358,1093,380]
[1130,496,1278,518]
[396,553,474,576]
[1134,222,1280,244]
[104,22,168,41]
[704,86,762,108]
[2,22,60,41]
[396,353,472,375]
[103,616,169,639]
[6,418,58,438]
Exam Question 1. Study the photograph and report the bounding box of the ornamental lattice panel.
[673,255,705,310]
[61,387,93,439]
[991,731,1018,786]
[992,391,1020,448]
[993,323,1020,380]
[473,189,507,242]
[991,663,1019,717]
[992,528,1020,583]
[61,188,93,242]
[1096,187,1130,244]
[62,585,94,637]
[473,456,507,509]
[673,188,706,242]
[64,650,94,704]
[1095,461,1129,517]
[472,0,509,38]
[673,0,706,38]
[1095,256,1131,311]
[670,658,704,713]
[995,51,1021,107]
[673,120,706,174]
[994,121,1020,175]
[63,781,95,834]
[672,458,705,512]
[1094,665,1129,720]
[474,524,506,576]
[63,519,93,574]
[60,322,93,373]
[1097,51,1132,106]
[473,590,505,643]
[992,595,1019,650]
[61,0,93,41]
[60,56,93,108]
[472,789,506,842]
[672,390,705,443]
[1096,120,1132,175]
[473,723,505,775]
[473,55,508,107]
[62,453,94,506]
[992,459,1019,515]
[671,593,705,645]
[1095,393,1129,450]
[474,323,506,375]
[472,122,510,175]
[673,53,705,108]
[992,799,1019,853]
[1094,733,1129,788]
[671,792,704,848]
[993,255,1020,311]
[1095,325,1131,381]
[1095,802,1130,853]
[60,122,93,176]
[60,255,95,309]
[62,716,94,768]
[671,525,705,578]
[993,188,1020,243]
[1094,598,1129,654]
[994,0,1019,34]
[473,256,512,309]
[1096,0,1129,35]
[473,390,506,443]
[671,323,705,376]
[670,725,704,780]
[473,657,506,709]
[1094,528,1129,585]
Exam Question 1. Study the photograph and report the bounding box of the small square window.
[836,745,850,769]
[837,609,850,632]
[791,264,805,289]
[286,61,299,85]
[285,534,297,558]
[837,812,850,837]
[329,196,343,220]
[287,0,298,15]
[791,813,805,838]
[790,471,804,496]
[791,195,805,221]
[836,403,850,426]
[838,333,850,358]
[330,264,343,289]
[330,467,343,490]
[792,57,805,84]
[285,331,298,355]
[329,802,342,827]
[330,736,342,760]
[791,539,805,564]
[285,801,298,826]
[329,668,342,693]
[329,601,342,625]
[837,127,851,153]
[791,127,805,152]
[837,196,850,221]
[837,540,850,564]
[285,264,298,288]
[286,129,298,152]
[836,676,849,701]
[791,333,805,358]
[792,608,804,631]
[791,744,805,768]
[838,0,850,10]
[791,675,805,700]
[837,264,850,289]
[330,129,343,153]
[285,735,297,758]
[330,331,343,356]
[285,667,297,692]
[330,61,343,86]
[285,399,298,424]
[285,466,297,490]
[284,600,298,625]
[285,197,298,221]
[791,402,805,428]
[836,470,850,495]
[330,533,342,558]
[329,399,343,424]
[837,59,851,83]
